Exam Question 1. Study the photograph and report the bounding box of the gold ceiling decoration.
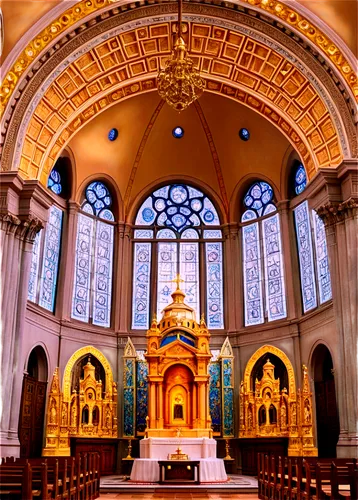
[0,0,357,115]
[157,0,204,111]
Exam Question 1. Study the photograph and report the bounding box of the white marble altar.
[130,457,227,483]
[130,437,228,483]
[139,437,217,459]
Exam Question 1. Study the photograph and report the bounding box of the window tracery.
[72,181,115,327]
[241,181,286,326]
[28,205,63,312]
[294,201,332,313]
[132,183,223,330]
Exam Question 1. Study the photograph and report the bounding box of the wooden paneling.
[70,438,118,475]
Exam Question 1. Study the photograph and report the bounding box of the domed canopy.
[161,285,196,324]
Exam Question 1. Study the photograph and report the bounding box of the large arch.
[243,344,296,395]
[1,3,356,189]
[62,346,114,402]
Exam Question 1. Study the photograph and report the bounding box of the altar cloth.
[130,457,227,483]
[139,437,217,459]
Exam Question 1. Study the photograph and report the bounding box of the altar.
[129,282,227,484]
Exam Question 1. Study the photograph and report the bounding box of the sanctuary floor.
[100,494,259,499]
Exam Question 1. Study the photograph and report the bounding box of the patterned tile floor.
[100,475,259,498]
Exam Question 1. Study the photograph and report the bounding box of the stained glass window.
[72,181,115,326]
[132,183,224,329]
[242,181,286,325]
[28,230,42,303]
[294,201,317,313]
[47,168,62,195]
[38,206,63,312]
[312,211,332,304]
[294,163,307,195]
[132,243,152,329]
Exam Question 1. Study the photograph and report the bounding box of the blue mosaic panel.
[93,221,114,327]
[47,168,62,195]
[132,242,152,329]
[39,206,63,312]
[28,230,42,302]
[136,361,148,433]
[83,181,114,219]
[124,359,135,436]
[294,201,317,313]
[223,387,234,436]
[209,363,221,433]
[179,242,200,319]
[205,242,224,329]
[222,358,234,437]
[242,222,264,326]
[157,242,177,319]
[72,214,94,322]
[135,183,220,232]
[262,214,287,321]
[312,210,332,304]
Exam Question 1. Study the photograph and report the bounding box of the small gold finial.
[171,273,184,290]
[200,313,206,327]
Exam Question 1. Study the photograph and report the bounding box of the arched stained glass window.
[242,181,286,326]
[47,168,62,195]
[294,163,307,195]
[132,183,223,330]
[294,201,332,313]
[28,205,63,312]
[72,181,115,327]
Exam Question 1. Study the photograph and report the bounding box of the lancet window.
[241,181,286,326]
[28,172,63,312]
[294,201,332,313]
[132,184,224,330]
[71,181,115,327]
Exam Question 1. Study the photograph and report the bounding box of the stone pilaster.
[308,160,358,457]
[0,174,51,457]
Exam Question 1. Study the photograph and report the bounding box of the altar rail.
[258,453,358,500]
[0,452,100,500]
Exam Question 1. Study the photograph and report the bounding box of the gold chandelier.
[157,0,204,111]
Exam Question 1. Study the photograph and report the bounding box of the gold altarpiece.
[43,347,117,456]
[144,285,212,438]
[239,346,317,457]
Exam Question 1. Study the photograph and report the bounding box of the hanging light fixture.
[157,0,204,111]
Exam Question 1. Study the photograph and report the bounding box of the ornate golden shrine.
[239,346,317,456]
[145,284,212,438]
[43,348,117,456]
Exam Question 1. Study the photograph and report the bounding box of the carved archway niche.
[11,18,346,187]
[243,345,296,395]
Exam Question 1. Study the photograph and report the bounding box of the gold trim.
[1,0,356,114]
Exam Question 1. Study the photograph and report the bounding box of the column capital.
[68,200,80,214]
[222,222,239,239]
[316,197,358,226]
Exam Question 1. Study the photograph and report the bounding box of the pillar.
[0,174,51,457]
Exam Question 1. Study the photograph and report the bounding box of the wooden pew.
[0,461,33,500]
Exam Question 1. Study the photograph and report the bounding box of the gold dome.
[160,285,196,324]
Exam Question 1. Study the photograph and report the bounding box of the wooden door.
[315,379,339,457]
[19,375,47,457]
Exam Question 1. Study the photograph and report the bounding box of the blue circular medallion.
[239,128,250,141]
[172,126,184,139]
[142,208,155,222]
[108,128,118,141]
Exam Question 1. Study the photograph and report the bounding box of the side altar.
[130,284,227,483]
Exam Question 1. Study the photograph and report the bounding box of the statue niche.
[43,352,117,456]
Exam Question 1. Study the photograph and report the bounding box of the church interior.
[0,0,357,497]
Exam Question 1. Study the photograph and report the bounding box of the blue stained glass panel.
[205,242,224,329]
[203,230,222,239]
[262,214,287,321]
[209,363,221,432]
[157,242,177,319]
[312,210,332,304]
[222,359,234,436]
[48,168,62,195]
[28,230,42,302]
[134,230,153,239]
[123,388,134,436]
[39,206,63,312]
[294,201,317,313]
[136,361,148,432]
[242,222,264,326]
[93,221,114,327]
[132,242,151,329]
[180,242,200,319]
[72,214,94,322]
[243,182,274,218]
[84,182,113,217]
[294,164,307,195]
